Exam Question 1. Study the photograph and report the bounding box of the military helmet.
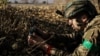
[64,0,98,19]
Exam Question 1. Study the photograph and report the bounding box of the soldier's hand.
[28,35,37,46]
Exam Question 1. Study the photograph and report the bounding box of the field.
[0,4,73,56]
[0,3,100,56]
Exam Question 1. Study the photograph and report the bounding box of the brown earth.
[0,4,73,56]
[0,3,100,56]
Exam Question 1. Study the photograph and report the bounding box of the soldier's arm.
[49,33,76,43]
[70,27,100,56]
[48,27,100,56]
[48,31,83,47]
[29,26,80,44]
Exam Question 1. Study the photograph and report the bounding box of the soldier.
[28,0,100,56]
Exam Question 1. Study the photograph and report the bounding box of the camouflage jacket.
[50,15,100,56]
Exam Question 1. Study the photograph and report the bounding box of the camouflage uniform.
[71,15,100,56]
[48,0,100,56]
[49,15,100,56]
[28,0,100,56]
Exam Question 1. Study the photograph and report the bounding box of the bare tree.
[15,0,18,3]
[42,1,47,4]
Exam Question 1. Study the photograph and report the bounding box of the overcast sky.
[8,0,54,3]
